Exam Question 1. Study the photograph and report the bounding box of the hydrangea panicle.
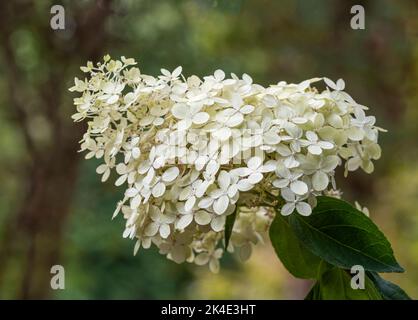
[70,56,383,272]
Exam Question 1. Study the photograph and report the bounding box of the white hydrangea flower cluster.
[70,55,383,272]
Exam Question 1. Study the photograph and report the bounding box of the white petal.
[236,179,254,191]
[211,215,226,232]
[214,69,225,80]
[247,156,262,170]
[177,118,192,130]
[347,127,365,141]
[162,167,180,182]
[133,240,141,256]
[142,238,151,249]
[130,194,142,209]
[132,147,141,159]
[192,112,210,125]
[84,151,96,159]
[322,155,340,172]
[126,188,139,198]
[318,141,334,150]
[336,78,345,91]
[195,253,210,265]
[347,157,362,171]
[206,160,220,176]
[296,202,312,216]
[172,104,188,120]
[328,114,343,128]
[138,162,150,174]
[306,131,318,142]
[324,77,337,90]
[210,189,223,199]
[276,166,291,178]
[198,197,214,209]
[225,113,244,127]
[308,145,322,155]
[213,195,229,215]
[161,68,170,76]
[284,157,299,168]
[115,174,127,186]
[247,172,263,184]
[139,115,154,126]
[154,117,165,125]
[218,171,231,190]
[172,66,182,78]
[227,185,238,198]
[195,156,207,171]
[96,164,107,174]
[195,210,211,225]
[212,127,231,141]
[276,144,291,156]
[263,131,281,145]
[281,203,295,216]
[312,171,329,191]
[176,214,193,230]
[153,156,165,169]
[262,94,277,107]
[123,227,133,239]
[185,196,196,212]
[231,93,243,108]
[261,160,278,172]
[281,188,296,202]
[144,222,159,236]
[152,182,166,198]
[272,179,289,188]
[107,95,119,104]
[150,206,162,221]
[234,167,252,177]
[292,117,308,124]
[159,224,171,239]
[144,167,155,184]
[290,180,308,195]
[179,186,191,201]
[195,181,210,197]
[116,163,127,175]
[240,104,254,114]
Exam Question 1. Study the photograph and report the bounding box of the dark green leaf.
[289,196,404,273]
[319,267,382,300]
[269,212,323,279]
[367,272,411,300]
[224,206,237,249]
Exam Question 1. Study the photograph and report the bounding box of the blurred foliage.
[0,0,417,299]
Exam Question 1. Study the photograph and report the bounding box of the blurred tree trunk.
[0,0,113,299]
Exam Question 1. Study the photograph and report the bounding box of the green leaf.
[269,212,323,279]
[224,206,237,249]
[304,282,321,300]
[289,196,404,273]
[319,267,382,300]
[367,272,411,300]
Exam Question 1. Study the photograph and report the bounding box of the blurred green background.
[0,0,417,299]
